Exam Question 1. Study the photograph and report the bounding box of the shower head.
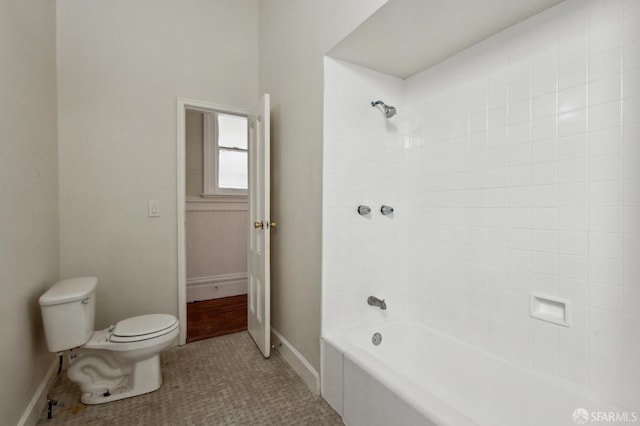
[371,100,397,118]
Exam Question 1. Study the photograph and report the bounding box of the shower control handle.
[357,205,371,216]
[381,205,394,215]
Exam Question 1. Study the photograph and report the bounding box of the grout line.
[585,4,592,392]
[554,15,562,379]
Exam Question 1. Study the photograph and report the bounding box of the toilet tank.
[39,277,97,353]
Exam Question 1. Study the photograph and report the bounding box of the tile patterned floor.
[39,332,342,425]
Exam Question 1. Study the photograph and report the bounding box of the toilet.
[39,277,179,404]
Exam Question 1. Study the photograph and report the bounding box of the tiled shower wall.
[322,58,406,335]
[404,0,640,409]
[323,0,639,410]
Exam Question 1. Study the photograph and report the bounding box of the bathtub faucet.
[367,296,387,310]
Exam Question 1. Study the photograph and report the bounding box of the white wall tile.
[508,164,531,186]
[623,206,640,232]
[558,158,587,183]
[589,101,622,131]
[589,154,621,181]
[558,133,587,159]
[590,282,624,311]
[624,234,640,261]
[508,143,531,165]
[532,93,557,118]
[590,206,623,232]
[623,68,640,98]
[559,84,587,113]
[589,232,623,258]
[589,180,622,206]
[622,39,640,71]
[559,254,588,280]
[559,231,588,256]
[589,74,622,106]
[533,338,559,375]
[532,70,557,97]
[532,207,558,229]
[559,109,587,136]
[589,22,622,57]
[532,251,558,275]
[589,48,621,80]
[622,96,640,125]
[623,123,640,152]
[623,288,640,316]
[559,207,588,230]
[558,346,588,387]
[532,139,557,163]
[532,184,557,207]
[559,182,588,206]
[559,58,588,89]
[558,277,588,305]
[589,308,628,338]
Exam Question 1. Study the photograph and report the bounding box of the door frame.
[176,97,250,345]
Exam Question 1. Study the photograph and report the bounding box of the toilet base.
[72,354,163,405]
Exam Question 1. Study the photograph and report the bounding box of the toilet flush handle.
[82,297,90,304]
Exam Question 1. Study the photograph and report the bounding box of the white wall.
[0,0,59,423]
[57,0,258,328]
[322,58,406,334]
[404,0,640,409]
[258,0,388,371]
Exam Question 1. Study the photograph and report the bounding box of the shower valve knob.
[357,205,372,216]
[381,205,394,215]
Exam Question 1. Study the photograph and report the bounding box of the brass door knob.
[254,221,264,229]
[269,221,277,230]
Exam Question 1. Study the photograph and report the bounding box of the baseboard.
[271,327,320,395]
[187,273,247,302]
[17,357,59,426]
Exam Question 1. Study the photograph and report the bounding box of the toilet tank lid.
[39,277,97,306]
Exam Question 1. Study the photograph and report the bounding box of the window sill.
[196,193,248,203]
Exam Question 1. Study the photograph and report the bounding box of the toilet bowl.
[39,277,179,404]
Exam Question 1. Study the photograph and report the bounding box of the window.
[202,112,248,196]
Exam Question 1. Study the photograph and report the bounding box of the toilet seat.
[110,314,178,343]
[80,313,179,351]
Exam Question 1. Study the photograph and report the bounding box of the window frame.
[201,111,249,198]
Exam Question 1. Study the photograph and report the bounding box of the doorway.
[176,96,272,356]
[177,99,251,345]
[183,108,249,342]
[176,98,277,358]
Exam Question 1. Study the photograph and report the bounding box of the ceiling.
[328,0,565,79]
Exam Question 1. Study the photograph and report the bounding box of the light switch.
[148,200,160,217]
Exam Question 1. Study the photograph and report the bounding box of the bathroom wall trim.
[177,97,251,345]
[271,327,320,395]
[18,358,58,426]
[186,273,248,302]
[186,198,248,211]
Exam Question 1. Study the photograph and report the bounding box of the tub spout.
[367,296,387,310]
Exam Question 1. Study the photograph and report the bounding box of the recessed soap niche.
[529,293,571,327]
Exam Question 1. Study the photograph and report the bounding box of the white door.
[248,94,271,358]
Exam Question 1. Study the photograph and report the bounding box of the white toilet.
[39,277,179,404]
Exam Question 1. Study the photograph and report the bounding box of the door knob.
[269,221,277,230]
[254,221,264,229]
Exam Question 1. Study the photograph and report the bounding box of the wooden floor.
[186,295,248,343]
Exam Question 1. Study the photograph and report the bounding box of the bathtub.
[321,321,630,426]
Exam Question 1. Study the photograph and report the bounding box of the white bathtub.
[321,321,630,426]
